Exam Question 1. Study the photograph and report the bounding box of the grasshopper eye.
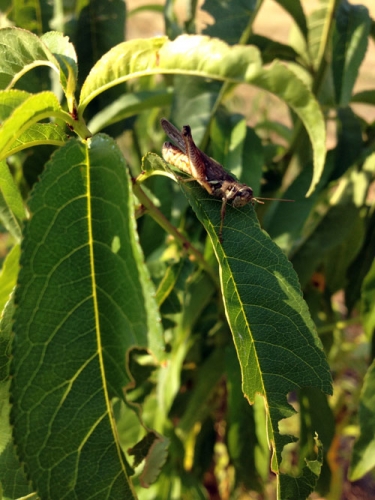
[232,187,253,207]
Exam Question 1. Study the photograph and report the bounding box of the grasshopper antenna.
[253,197,294,203]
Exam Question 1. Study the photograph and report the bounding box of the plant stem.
[132,179,220,287]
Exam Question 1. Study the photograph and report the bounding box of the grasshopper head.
[231,185,254,207]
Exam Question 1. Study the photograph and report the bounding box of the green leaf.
[155,260,185,308]
[349,360,375,481]
[5,122,68,156]
[128,431,169,488]
[263,151,336,253]
[291,152,374,289]
[0,438,34,499]
[279,436,324,498]
[175,174,332,497]
[0,286,32,498]
[291,203,361,289]
[0,27,59,90]
[74,0,126,89]
[11,135,164,498]
[88,89,173,134]
[0,245,20,316]
[332,107,363,180]
[251,61,326,196]
[176,348,225,438]
[351,89,375,106]
[201,0,258,44]
[78,36,262,114]
[345,200,375,310]
[210,113,248,177]
[226,346,261,490]
[0,161,25,240]
[0,91,66,160]
[273,0,308,40]
[41,31,78,110]
[307,2,335,70]
[299,387,335,493]
[248,34,300,64]
[10,0,52,34]
[169,76,221,146]
[360,258,375,338]
[332,2,371,106]
[210,114,263,195]
[0,89,30,120]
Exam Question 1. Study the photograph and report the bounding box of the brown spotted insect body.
[161,118,261,241]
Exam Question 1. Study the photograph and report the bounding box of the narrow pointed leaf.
[174,176,332,497]
[252,61,326,196]
[307,2,335,70]
[351,89,375,105]
[274,0,308,39]
[332,2,371,106]
[0,161,26,240]
[0,244,20,315]
[361,258,375,338]
[11,135,163,498]
[41,31,78,110]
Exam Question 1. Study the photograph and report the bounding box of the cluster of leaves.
[0,0,374,499]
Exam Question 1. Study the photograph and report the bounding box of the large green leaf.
[11,135,164,498]
[332,2,371,106]
[80,36,326,196]
[251,61,326,196]
[78,36,261,113]
[168,169,332,498]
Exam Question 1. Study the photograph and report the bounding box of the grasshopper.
[161,118,266,241]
